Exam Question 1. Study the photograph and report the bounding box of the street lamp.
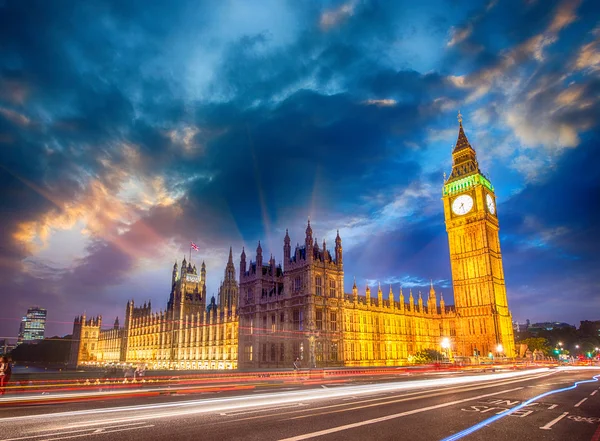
[441,337,451,362]
[496,343,503,358]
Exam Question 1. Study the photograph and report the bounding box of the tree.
[516,337,552,356]
[411,349,444,364]
[10,335,72,364]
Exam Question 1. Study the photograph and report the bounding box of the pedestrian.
[0,356,6,395]
[293,357,300,371]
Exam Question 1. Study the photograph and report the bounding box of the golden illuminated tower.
[442,112,515,358]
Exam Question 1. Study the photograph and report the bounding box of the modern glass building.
[17,306,47,344]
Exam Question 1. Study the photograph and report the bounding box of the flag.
[190,242,199,251]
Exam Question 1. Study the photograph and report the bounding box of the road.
[0,367,598,441]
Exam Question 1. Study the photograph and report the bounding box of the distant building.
[17,307,47,344]
[513,320,530,333]
[527,321,575,336]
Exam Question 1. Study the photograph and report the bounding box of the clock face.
[486,194,496,215]
[451,194,474,215]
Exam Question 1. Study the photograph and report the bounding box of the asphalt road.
[0,367,598,441]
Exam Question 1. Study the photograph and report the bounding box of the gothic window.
[247,288,253,302]
[329,280,336,298]
[293,309,303,331]
[316,341,323,362]
[262,343,267,362]
[84,331,88,338]
[330,312,337,332]
[316,309,323,330]
[271,315,276,333]
[294,276,301,292]
[280,343,285,362]
[270,343,276,362]
[263,316,267,333]
[331,343,338,362]
[292,341,300,360]
[315,276,322,296]
[280,312,285,331]
[249,317,254,335]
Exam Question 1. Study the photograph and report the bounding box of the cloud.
[0,0,598,338]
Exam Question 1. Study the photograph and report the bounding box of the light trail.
[441,371,600,441]
[0,369,552,427]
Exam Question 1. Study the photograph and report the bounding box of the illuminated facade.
[69,255,239,370]
[442,114,515,358]
[69,117,515,369]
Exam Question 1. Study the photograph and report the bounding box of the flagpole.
[189,242,192,264]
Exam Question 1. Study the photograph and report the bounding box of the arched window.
[315,276,322,296]
[329,280,336,297]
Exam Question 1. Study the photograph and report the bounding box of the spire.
[353,277,357,289]
[453,110,472,153]
[228,246,233,263]
[241,246,246,259]
[284,228,290,243]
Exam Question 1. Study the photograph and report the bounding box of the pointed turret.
[256,241,263,268]
[305,218,314,258]
[240,247,247,278]
[418,291,423,312]
[228,246,233,264]
[366,284,371,305]
[335,229,343,266]
[440,292,446,315]
[399,287,405,311]
[447,111,482,182]
[283,229,291,267]
[428,280,437,314]
[113,316,119,329]
[409,289,414,311]
[377,282,383,306]
[352,277,358,302]
[389,285,395,309]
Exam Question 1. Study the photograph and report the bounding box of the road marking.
[35,425,155,441]
[591,390,597,396]
[547,404,558,409]
[574,397,587,407]
[539,412,569,430]
[219,403,306,416]
[277,387,525,440]
[0,423,154,441]
[321,385,328,389]
[286,375,549,421]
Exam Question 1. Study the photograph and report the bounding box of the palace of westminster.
[69,118,516,369]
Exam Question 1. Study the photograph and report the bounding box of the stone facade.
[69,119,515,369]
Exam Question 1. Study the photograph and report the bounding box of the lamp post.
[496,343,503,360]
[441,337,451,361]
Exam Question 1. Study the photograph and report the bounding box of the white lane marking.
[36,425,155,441]
[277,387,525,441]
[539,412,569,430]
[321,385,328,389]
[548,404,558,409]
[219,403,306,416]
[0,423,152,441]
[590,390,597,396]
[574,397,588,407]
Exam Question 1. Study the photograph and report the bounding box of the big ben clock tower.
[442,112,515,358]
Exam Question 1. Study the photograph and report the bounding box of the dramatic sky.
[1,0,599,339]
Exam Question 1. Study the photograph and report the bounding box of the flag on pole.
[190,242,199,251]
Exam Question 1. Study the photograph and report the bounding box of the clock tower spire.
[442,113,515,358]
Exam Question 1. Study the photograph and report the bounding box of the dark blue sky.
[1,0,598,339]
